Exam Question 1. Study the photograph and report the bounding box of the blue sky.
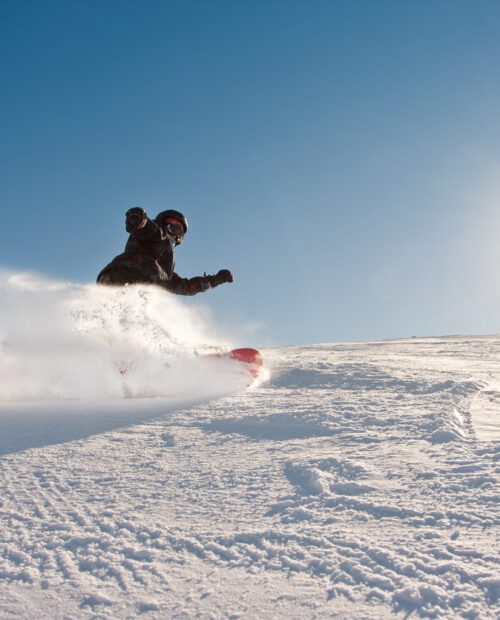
[1,0,500,345]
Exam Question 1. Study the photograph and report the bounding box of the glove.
[206,269,234,288]
[126,207,147,232]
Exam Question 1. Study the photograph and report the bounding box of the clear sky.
[1,0,500,345]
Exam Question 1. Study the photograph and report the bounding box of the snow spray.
[0,271,246,401]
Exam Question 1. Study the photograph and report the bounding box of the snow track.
[1,336,499,618]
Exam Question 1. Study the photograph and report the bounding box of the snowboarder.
[97,208,233,295]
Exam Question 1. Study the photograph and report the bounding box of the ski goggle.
[164,218,185,237]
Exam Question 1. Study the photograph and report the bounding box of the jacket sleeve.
[158,273,212,296]
[126,209,167,243]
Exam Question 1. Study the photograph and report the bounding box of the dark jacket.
[97,212,211,295]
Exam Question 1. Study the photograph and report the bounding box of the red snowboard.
[117,347,264,384]
[207,347,263,381]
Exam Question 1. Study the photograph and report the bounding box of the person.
[96,208,233,295]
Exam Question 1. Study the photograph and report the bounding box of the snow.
[0,274,499,619]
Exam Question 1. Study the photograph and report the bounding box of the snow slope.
[1,330,499,619]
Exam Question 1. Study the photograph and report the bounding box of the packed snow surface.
[0,274,499,619]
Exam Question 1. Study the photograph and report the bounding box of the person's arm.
[126,208,166,242]
[159,270,233,296]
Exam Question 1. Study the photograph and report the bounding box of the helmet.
[155,210,188,234]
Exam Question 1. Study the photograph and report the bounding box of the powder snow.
[0,272,498,619]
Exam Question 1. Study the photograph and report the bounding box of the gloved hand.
[126,207,147,232]
[206,269,234,288]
